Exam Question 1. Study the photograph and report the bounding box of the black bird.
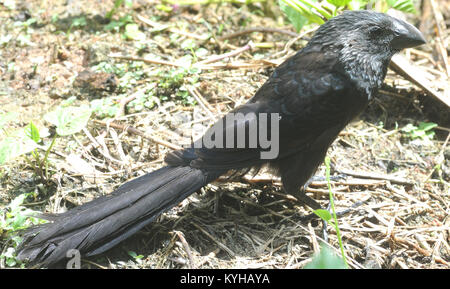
[17,10,426,267]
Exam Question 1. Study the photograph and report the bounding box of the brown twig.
[231,174,388,188]
[137,14,210,41]
[194,41,255,65]
[109,53,272,71]
[390,234,448,266]
[116,94,137,118]
[271,27,319,59]
[93,120,182,150]
[116,83,158,118]
[191,223,236,257]
[335,167,414,185]
[195,61,273,70]
[175,231,195,269]
[218,27,299,41]
[109,54,183,67]
[82,128,125,165]
[186,86,216,121]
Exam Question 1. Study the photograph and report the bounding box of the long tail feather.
[17,166,214,266]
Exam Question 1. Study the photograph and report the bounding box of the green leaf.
[124,0,133,8]
[106,0,124,19]
[90,98,120,119]
[426,130,435,139]
[104,15,133,31]
[314,209,332,222]
[279,0,308,31]
[9,193,28,212]
[156,4,173,12]
[305,243,348,269]
[114,0,125,9]
[181,39,196,50]
[401,122,437,141]
[71,16,87,28]
[6,257,17,267]
[0,131,39,164]
[326,0,351,7]
[283,0,331,21]
[283,0,326,25]
[195,47,209,58]
[44,106,91,136]
[11,214,28,230]
[418,122,437,132]
[411,129,425,139]
[3,248,17,267]
[124,23,146,41]
[386,0,416,13]
[401,123,417,133]
[104,20,123,31]
[128,251,143,259]
[25,121,40,143]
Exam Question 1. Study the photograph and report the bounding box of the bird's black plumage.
[16,10,425,267]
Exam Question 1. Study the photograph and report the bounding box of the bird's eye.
[369,26,383,38]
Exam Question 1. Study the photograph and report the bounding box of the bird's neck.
[338,48,391,100]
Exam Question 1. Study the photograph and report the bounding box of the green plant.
[92,61,127,76]
[92,61,146,92]
[106,0,134,20]
[401,122,437,141]
[0,106,92,168]
[104,1,144,42]
[312,156,348,268]
[104,15,134,32]
[279,0,416,31]
[0,113,40,165]
[304,242,347,268]
[15,17,37,32]
[157,67,200,105]
[90,97,121,118]
[123,23,146,41]
[44,106,92,137]
[127,251,145,264]
[163,0,266,4]
[0,193,45,267]
[70,16,87,29]
[13,17,37,47]
[24,121,56,181]
[126,90,157,113]
[66,16,87,34]
[104,14,147,42]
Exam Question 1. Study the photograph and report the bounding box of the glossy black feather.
[16,11,425,267]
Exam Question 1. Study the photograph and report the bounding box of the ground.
[0,0,448,269]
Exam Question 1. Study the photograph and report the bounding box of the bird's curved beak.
[391,19,426,49]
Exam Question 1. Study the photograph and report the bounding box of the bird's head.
[306,10,426,98]
[308,10,426,56]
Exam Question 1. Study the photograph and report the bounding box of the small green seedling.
[401,122,437,141]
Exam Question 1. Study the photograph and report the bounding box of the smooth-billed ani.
[16,10,426,267]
